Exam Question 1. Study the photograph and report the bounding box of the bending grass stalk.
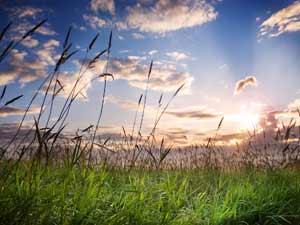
[131,94,143,138]
[0,19,47,64]
[89,31,113,164]
[137,60,153,138]
[1,72,52,154]
[53,35,106,136]
[150,83,185,136]
[2,27,77,157]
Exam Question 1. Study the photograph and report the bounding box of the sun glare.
[236,111,259,130]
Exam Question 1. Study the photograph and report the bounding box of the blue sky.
[0,0,300,145]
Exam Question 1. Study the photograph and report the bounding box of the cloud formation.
[83,14,106,29]
[89,57,193,93]
[0,106,40,117]
[0,123,34,142]
[234,76,257,95]
[288,99,300,111]
[0,38,59,86]
[55,56,193,101]
[259,1,300,38]
[215,132,245,143]
[126,0,217,33]
[132,32,145,40]
[166,107,221,120]
[106,95,141,111]
[166,51,188,61]
[21,36,39,48]
[90,0,115,15]
[8,6,43,19]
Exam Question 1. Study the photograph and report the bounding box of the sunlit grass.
[1,20,300,225]
[1,164,299,225]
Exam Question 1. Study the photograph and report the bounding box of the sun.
[236,111,259,130]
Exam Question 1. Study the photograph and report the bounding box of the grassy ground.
[1,164,300,225]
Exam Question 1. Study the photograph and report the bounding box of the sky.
[0,0,300,146]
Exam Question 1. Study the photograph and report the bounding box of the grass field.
[1,164,300,225]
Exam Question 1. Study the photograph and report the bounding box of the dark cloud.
[234,76,257,95]
[166,109,220,120]
[258,110,279,130]
[0,123,34,143]
[0,106,39,117]
[215,132,246,142]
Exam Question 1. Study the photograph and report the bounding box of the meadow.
[0,21,300,225]
[1,164,300,225]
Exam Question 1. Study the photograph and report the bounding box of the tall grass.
[0,21,300,170]
[0,20,300,225]
[0,164,299,225]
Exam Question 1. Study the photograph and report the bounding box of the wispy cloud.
[126,0,218,33]
[0,50,43,85]
[106,95,140,111]
[0,123,34,142]
[11,21,56,36]
[259,1,300,38]
[56,56,193,101]
[0,38,60,86]
[234,76,257,95]
[132,32,145,40]
[20,36,39,48]
[7,6,43,19]
[148,50,158,55]
[90,0,115,15]
[215,132,245,143]
[166,107,221,120]
[90,57,193,93]
[0,106,40,117]
[83,14,106,29]
[115,21,128,30]
[166,51,188,61]
[36,39,60,65]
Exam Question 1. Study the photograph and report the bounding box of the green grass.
[1,164,300,225]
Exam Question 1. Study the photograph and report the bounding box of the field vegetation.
[0,21,300,225]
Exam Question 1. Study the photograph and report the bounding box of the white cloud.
[288,99,300,111]
[115,21,128,30]
[90,0,115,15]
[106,95,140,111]
[83,14,106,29]
[111,58,193,93]
[11,21,56,36]
[218,64,228,70]
[36,39,60,66]
[128,55,146,61]
[0,38,60,86]
[43,39,60,48]
[126,0,217,33]
[21,37,39,48]
[259,1,300,38]
[8,6,43,19]
[88,57,193,93]
[148,50,158,55]
[132,32,145,39]
[166,51,188,61]
[119,49,129,54]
